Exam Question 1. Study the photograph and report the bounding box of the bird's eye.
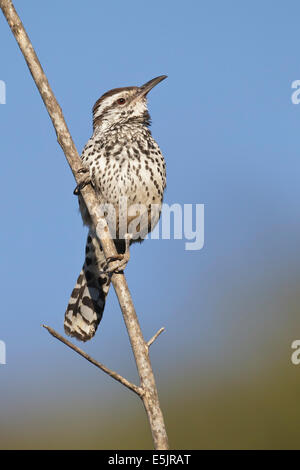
[117,98,126,105]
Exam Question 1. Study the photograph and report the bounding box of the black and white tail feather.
[64,231,110,341]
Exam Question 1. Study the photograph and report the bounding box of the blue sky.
[1,0,300,449]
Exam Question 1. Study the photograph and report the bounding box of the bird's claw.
[73,167,91,195]
[100,234,132,275]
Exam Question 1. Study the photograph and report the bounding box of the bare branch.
[0,0,169,449]
[147,327,165,348]
[43,325,143,396]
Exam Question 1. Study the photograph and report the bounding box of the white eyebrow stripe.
[93,92,127,119]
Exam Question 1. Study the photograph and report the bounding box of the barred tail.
[64,231,111,341]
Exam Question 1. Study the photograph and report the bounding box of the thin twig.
[147,327,165,348]
[43,325,143,396]
[0,0,169,449]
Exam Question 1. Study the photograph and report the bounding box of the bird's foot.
[101,234,132,275]
[73,167,91,195]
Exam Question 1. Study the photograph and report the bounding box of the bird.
[64,75,167,342]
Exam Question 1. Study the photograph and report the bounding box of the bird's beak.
[136,75,167,100]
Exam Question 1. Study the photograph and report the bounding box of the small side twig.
[147,327,165,348]
[43,325,143,397]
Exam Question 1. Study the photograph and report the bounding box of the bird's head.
[92,75,167,131]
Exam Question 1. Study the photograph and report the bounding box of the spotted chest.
[81,126,166,209]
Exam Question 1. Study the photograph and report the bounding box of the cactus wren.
[64,76,167,341]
